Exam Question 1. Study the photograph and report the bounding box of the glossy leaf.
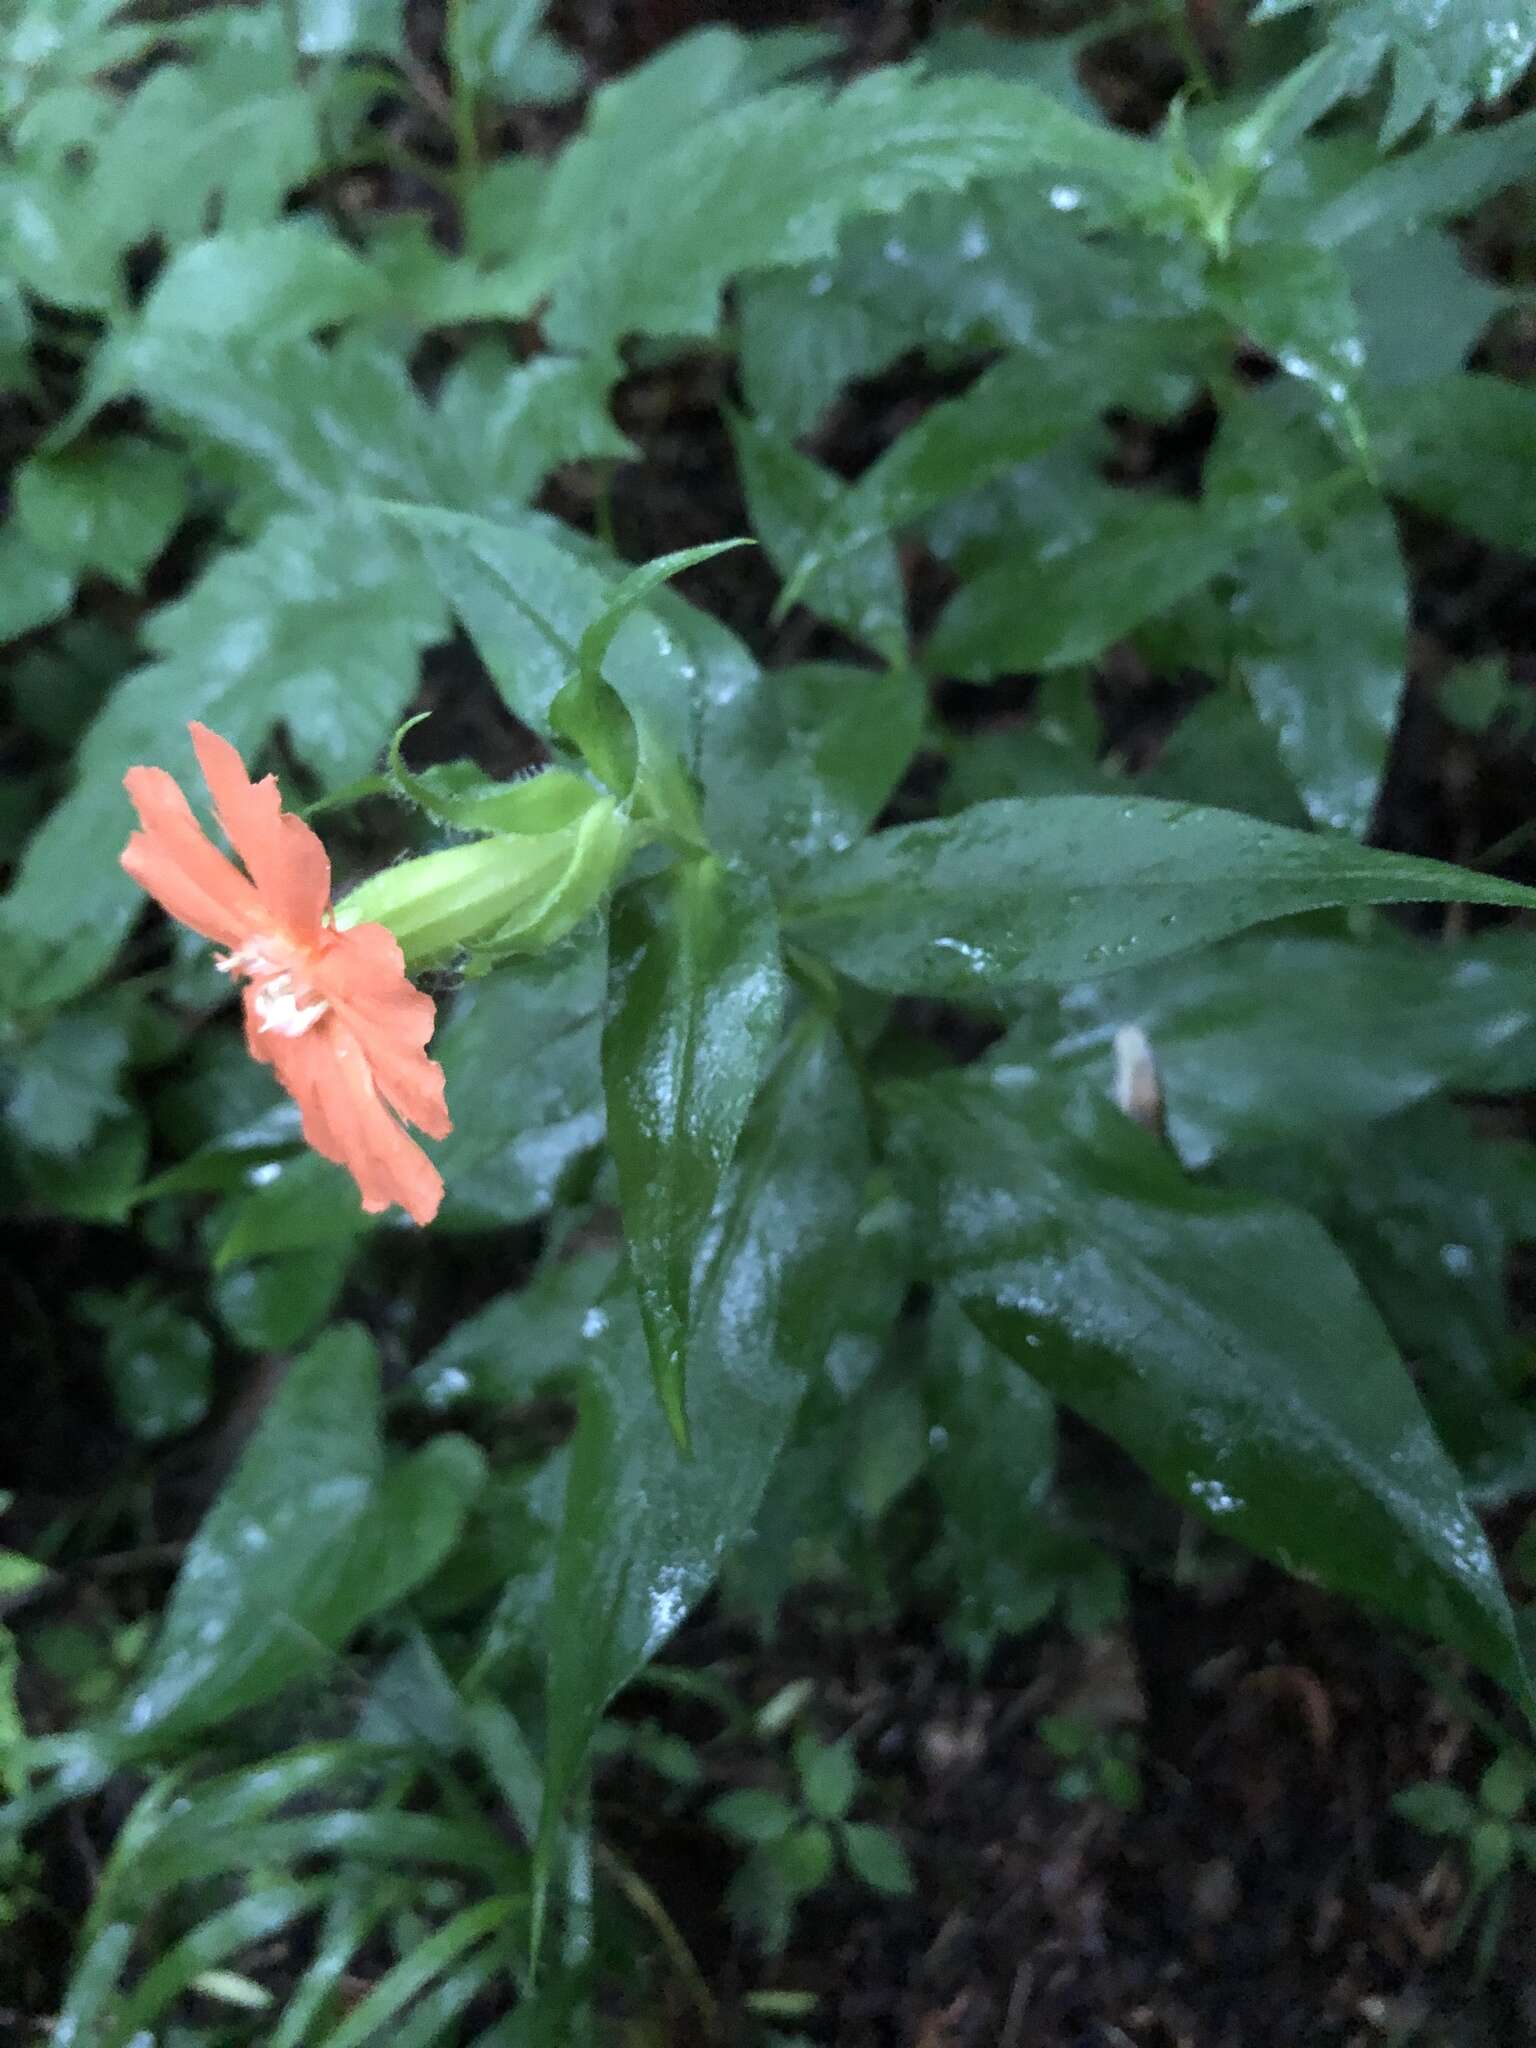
[112,1327,484,1747]
[996,931,1536,1168]
[786,795,1536,997]
[541,66,1178,349]
[729,411,907,660]
[701,660,927,875]
[926,493,1249,681]
[892,1070,1533,1709]
[1209,405,1406,834]
[1259,0,1536,139]
[543,1015,869,1831]
[604,859,787,1439]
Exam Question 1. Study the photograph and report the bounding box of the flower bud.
[335,789,633,968]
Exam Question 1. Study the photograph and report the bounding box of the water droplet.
[1048,185,1082,212]
[1439,1242,1474,1277]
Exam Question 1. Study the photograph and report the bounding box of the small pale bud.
[335,788,632,967]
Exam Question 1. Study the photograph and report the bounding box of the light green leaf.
[1256,0,1536,140]
[541,66,1178,350]
[892,1071,1534,1710]
[0,527,75,643]
[15,438,186,586]
[5,505,445,988]
[112,1326,483,1746]
[604,860,787,1439]
[787,795,1536,997]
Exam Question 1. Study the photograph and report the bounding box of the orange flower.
[121,722,450,1225]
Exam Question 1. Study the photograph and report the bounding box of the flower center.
[217,936,330,1038]
[250,972,330,1038]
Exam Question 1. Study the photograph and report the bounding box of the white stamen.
[252,972,329,1038]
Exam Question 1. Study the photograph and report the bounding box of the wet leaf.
[892,1070,1534,1710]
[112,1327,484,1747]
[604,859,787,1439]
[542,1015,869,1832]
[786,795,1536,997]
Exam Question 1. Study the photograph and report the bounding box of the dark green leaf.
[730,412,906,660]
[842,1822,914,1894]
[112,1327,483,1746]
[995,932,1536,1169]
[542,1015,868,1832]
[786,795,1536,997]
[4,1008,128,1156]
[892,1071,1533,1710]
[604,859,787,1439]
[1370,375,1536,553]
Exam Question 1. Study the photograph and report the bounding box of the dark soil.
[618,1572,1536,2047]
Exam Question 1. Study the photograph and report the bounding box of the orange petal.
[266,1016,445,1225]
[190,722,330,942]
[122,764,263,946]
[319,923,451,1139]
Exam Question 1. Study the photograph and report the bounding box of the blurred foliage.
[3,0,1536,2036]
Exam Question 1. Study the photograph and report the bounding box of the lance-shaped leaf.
[543,1017,868,1829]
[603,859,788,1439]
[891,1070,1534,1712]
[111,1327,484,1748]
[785,795,1536,997]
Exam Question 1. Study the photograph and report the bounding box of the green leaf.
[996,932,1536,1169]
[14,439,185,586]
[100,1299,213,1444]
[0,528,76,644]
[729,411,906,661]
[1209,406,1406,835]
[1258,0,1536,140]
[385,507,703,770]
[1308,106,1536,245]
[5,506,445,989]
[926,493,1248,682]
[604,859,787,1440]
[540,66,1178,350]
[3,1007,128,1155]
[842,1821,914,1894]
[709,1788,796,1844]
[451,0,580,102]
[739,184,1201,437]
[111,1327,483,1746]
[796,1734,857,1820]
[551,538,751,802]
[786,795,1536,997]
[542,1015,868,1839]
[1344,229,1508,388]
[785,348,1197,626]
[1370,374,1536,552]
[702,660,927,876]
[892,1071,1534,1711]
[1210,240,1366,426]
